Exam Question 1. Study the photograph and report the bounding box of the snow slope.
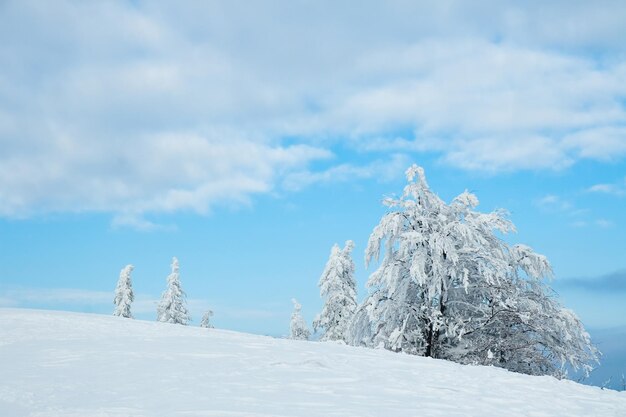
[1,309,624,417]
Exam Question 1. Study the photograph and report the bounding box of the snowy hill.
[1,309,624,417]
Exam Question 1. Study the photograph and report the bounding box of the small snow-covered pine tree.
[290,298,310,340]
[200,310,214,329]
[157,257,191,325]
[313,240,357,341]
[113,264,134,318]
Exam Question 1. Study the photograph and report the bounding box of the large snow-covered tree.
[313,240,357,341]
[290,298,310,340]
[157,257,191,325]
[347,165,598,377]
[113,264,134,318]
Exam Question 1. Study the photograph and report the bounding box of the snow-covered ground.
[1,309,624,417]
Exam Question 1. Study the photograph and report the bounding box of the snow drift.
[0,308,624,417]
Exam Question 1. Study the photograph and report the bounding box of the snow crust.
[1,308,624,417]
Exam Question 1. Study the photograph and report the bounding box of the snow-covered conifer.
[313,240,357,341]
[347,165,599,377]
[200,310,214,329]
[113,264,134,318]
[289,298,310,340]
[157,257,191,325]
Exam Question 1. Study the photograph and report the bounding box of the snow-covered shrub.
[290,298,310,340]
[113,264,134,318]
[200,310,214,329]
[157,257,191,325]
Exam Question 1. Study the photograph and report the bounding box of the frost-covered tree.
[113,264,134,318]
[347,165,599,377]
[469,280,597,377]
[200,310,214,329]
[290,298,310,340]
[157,257,191,325]
[313,240,357,341]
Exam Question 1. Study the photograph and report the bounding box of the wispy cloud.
[594,218,614,229]
[571,219,615,229]
[587,178,626,197]
[111,213,178,232]
[536,194,614,229]
[282,154,410,191]
[537,194,574,212]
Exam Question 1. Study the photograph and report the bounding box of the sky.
[0,1,625,342]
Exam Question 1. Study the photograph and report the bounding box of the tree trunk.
[426,280,447,358]
[425,322,434,357]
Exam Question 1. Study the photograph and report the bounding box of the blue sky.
[1,0,625,345]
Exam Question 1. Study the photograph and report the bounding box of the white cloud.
[572,218,616,229]
[333,40,626,171]
[588,184,623,195]
[536,195,574,212]
[588,184,618,194]
[587,178,626,197]
[441,136,573,172]
[562,127,626,160]
[537,160,625,225]
[1,1,626,219]
[0,131,331,218]
[595,218,614,229]
[110,214,177,232]
[536,194,612,229]
[282,154,410,191]
[571,220,588,228]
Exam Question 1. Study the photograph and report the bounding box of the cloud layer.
[1,1,625,219]
[557,270,626,293]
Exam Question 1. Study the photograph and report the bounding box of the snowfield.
[1,309,624,417]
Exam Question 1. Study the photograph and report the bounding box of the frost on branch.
[157,257,191,325]
[113,264,134,318]
[347,164,599,377]
[290,298,311,340]
[313,241,358,342]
